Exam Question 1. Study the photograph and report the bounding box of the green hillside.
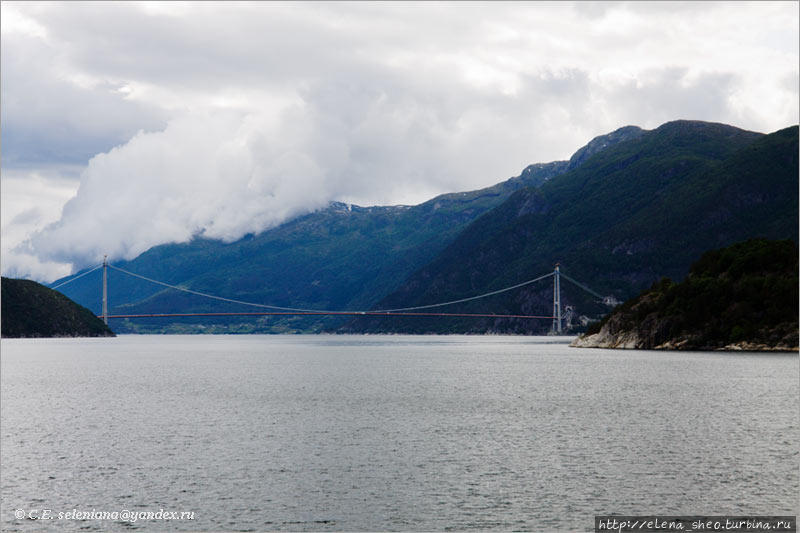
[572,239,798,351]
[346,121,797,334]
[2,277,115,338]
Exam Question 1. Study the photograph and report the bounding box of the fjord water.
[1,335,797,532]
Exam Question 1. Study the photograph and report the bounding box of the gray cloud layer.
[2,2,797,280]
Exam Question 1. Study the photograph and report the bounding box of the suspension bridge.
[51,258,612,333]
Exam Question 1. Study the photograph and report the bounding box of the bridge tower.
[102,255,108,325]
[552,263,562,334]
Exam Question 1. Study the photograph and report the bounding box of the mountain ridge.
[344,121,796,334]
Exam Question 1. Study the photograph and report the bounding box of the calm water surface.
[1,335,797,531]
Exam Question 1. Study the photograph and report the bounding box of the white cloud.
[1,1,797,281]
[1,170,79,281]
[1,32,167,168]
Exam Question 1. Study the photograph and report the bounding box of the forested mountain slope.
[572,239,798,351]
[2,277,115,338]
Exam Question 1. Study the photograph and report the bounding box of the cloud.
[2,1,798,281]
[1,32,167,170]
[1,170,79,281]
[22,73,585,266]
[596,68,742,128]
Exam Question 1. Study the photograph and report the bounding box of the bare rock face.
[570,291,670,349]
[566,125,645,171]
[572,330,798,352]
[570,329,641,349]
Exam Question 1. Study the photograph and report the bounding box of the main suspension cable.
[50,264,103,290]
[375,271,555,312]
[108,264,556,314]
[559,272,607,302]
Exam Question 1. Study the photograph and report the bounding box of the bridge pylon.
[102,255,108,325]
[552,263,562,334]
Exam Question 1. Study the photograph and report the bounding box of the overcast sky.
[2,1,798,281]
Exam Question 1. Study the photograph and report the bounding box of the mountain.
[52,126,644,333]
[345,121,798,334]
[571,239,798,351]
[1,277,115,338]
